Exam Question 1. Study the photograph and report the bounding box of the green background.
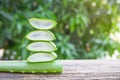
[0,0,120,60]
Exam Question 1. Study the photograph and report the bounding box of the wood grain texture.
[0,60,120,80]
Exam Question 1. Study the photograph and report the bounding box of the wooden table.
[0,60,120,80]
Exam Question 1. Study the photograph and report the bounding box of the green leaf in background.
[0,0,120,60]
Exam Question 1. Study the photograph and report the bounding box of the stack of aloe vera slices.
[26,18,63,73]
[0,18,62,73]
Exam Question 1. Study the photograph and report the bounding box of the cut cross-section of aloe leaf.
[26,30,56,41]
[26,42,57,52]
[27,52,57,63]
[0,60,63,73]
[29,18,57,30]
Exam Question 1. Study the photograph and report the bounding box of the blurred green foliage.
[0,0,120,60]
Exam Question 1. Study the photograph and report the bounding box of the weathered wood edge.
[0,60,120,80]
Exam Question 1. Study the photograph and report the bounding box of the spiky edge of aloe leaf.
[27,52,57,63]
[28,18,57,30]
[25,30,56,41]
[26,42,57,52]
[0,60,63,73]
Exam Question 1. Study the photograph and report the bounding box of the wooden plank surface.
[0,60,120,80]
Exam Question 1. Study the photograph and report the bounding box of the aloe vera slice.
[26,30,56,41]
[29,18,57,30]
[26,42,57,52]
[27,52,57,62]
[0,60,63,73]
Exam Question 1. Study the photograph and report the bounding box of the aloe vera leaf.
[26,30,56,41]
[26,42,57,52]
[27,52,57,63]
[28,18,57,30]
[0,60,63,73]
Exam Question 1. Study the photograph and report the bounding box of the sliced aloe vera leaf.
[0,60,63,73]
[27,52,57,63]
[26,42,57,52]
[28,18,57,30]
[26,30,56,41]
